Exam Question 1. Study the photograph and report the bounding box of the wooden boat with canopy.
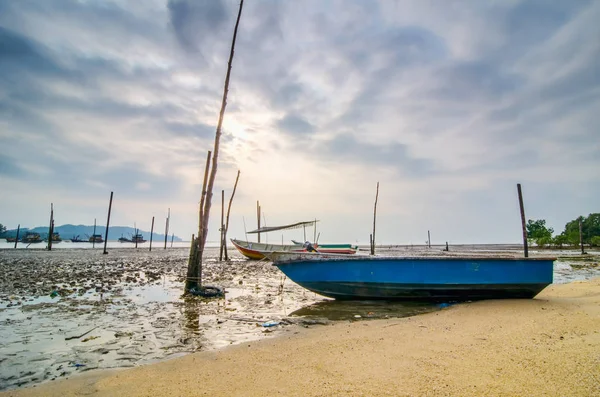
[231,220,358,260]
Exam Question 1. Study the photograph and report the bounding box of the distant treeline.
[0,224,182,242]
[527,213,600,248]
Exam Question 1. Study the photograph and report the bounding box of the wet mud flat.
[0,247,597,391]
[0,247,442,391]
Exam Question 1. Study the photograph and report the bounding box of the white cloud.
[1,0,598,243]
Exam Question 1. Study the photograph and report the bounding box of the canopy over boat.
[247,220,318,234]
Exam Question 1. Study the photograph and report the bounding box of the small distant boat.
[47,232,62,243]
[88,234,103,243]
[270,252,555,301]
[131,233,146,244]
[21,232,42,244]
[71,235,86,243]
[118,234,131,243]
[5,237,17,243]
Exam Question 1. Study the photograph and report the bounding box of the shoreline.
[4,278,599,397]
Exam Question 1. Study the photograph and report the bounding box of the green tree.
[551,234,568,248]
[583,213,600,240]
[560,213,600,247]
[526,219,554,247]
[0,223,6,236]
[562,217,583,247]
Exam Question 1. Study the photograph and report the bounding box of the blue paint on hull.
[275,257,554,301]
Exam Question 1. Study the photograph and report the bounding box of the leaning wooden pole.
[47,203,54,251]
[186,150,211,291]
[219,190,225,261]
[517,184,528,258]
[223,170,241,260]
[371,182,379,255]
[149,216,155,252]
[103,191,113,255]
[187,0,244,293]
[92,218,97,249]
[257,200,261,243]
[579,218,585,255]
[164,208,170,249]
[14,224,20,249]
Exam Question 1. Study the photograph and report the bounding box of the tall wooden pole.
[224,170,241,260]
[257,200,261,243]
[186,0,244,292]
[103,191,113,255]
[135,226,139,249]
[47,203,54,251]
[219,190,225,261]
[579,218,585,255]
[517,184,528,258]
[93,218,97,249]
[187,151,211,291]
[371,182,379,255]
[14,224,20,249]
[171,233,174,247]
[164,208,170,249]
[149,216,155,252]
[427,230,431,248]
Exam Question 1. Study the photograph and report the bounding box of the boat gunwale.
[271,252,557,265]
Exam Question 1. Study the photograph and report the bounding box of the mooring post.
[14,224,20,249]
[257,200,261,243]
[427,230,431,249]
[372,182,379,255]
[47,203,54,251]
[103,191,113,255]
[93,218,97,248]
[579,218,585,255]
[149,216,155,252]
[171,233,174,247]
[135,227,139,249]
[517,184,528,258]
[220,190,225,261]
[224,170,241,261]
[164,208,170,250]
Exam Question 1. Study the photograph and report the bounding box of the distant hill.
[2,224,183,242]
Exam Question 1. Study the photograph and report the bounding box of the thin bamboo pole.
[579,218,585,255]
[93,218,97,249]
[186,151,212,291]
[219,190,225,261]
[164,208,170,249]
[186,0,244,292]
[257,200,261,243]
[14,224,20,248]
[149,216,155,252]
[47,203,54,251]
[517,184,528,258]
[371,182,379,255]
[103,192,113,255]
[223,170,240,260]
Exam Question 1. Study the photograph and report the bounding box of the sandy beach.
[3,276,598,397]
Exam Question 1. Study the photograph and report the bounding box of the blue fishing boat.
[269,252,554,301]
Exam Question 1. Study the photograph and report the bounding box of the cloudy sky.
[1,0,599,245]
